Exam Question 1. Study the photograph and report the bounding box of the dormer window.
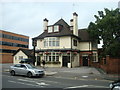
[48,25,60,33]
[54,25,59,32]
[48,26,53,33]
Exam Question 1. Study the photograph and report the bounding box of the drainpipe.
[89,41,90,66]
[71,36,72,68]
[33,46,36,66]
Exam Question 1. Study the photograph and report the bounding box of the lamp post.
[32,39,37,66]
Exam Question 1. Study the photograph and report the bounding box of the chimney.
[73,12,78,36]
[70,19,73,26]
[43,18,48,31]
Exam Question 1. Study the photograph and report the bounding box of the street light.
[32,39,37,66]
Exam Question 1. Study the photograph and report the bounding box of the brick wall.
[104,56,120,74]
[90,61,100,68]
[0,53,13,63]
[91,56,120,74]
[0,30,29,64]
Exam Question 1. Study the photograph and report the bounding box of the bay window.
[44,37,60,47]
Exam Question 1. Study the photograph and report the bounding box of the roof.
[33,19,73,40]
[78,29,91,41]
[13,48,33,57]
[33,19,90,41]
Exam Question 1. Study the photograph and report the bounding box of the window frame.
[44,52,59,62]
[54,25,59,32]
[73,39,77,46]
[48,26,53,33]
[44,37,60,47]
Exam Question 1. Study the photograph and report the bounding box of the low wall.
[100,56,120,74]
[90,56,120,74]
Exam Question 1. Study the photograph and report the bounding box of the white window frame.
[19,56,23,60]
[44,52,59,62]
[48,26,53,33]
[44,37,60,47]
[54,25,59,32]
[92,53,98,62]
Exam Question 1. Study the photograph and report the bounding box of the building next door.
[62,56,70,67]
[82,56,88,66]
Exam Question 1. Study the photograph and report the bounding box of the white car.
[110,80,120,90]
[9,64,45,78]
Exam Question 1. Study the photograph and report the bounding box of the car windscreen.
[26,64,36,69]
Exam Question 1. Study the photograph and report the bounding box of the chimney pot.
[43,18,48,31]
[70,19,73,26]
[70,19,73,22]
[73,12,78,16]
[43,18,49,22]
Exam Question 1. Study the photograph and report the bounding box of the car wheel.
[27,72,32,78]
[11,70,15,76]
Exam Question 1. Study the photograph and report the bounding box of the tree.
[88,8,120,58]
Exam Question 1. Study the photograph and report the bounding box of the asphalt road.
[2,71,111,89]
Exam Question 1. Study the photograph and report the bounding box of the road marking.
[52,76,113,82]
[87,85,109,88]
[8,80,46,87]
[64,85,89,89]
[82,76,88,78]
[23,78,59,84]
[18,79,49,86]
[18,79,36,83]
[36,82,49,85]
[64,85,109,89]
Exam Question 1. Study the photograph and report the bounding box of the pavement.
[96,67,120,81]
[1,64,120,81]
[37,66,120,81]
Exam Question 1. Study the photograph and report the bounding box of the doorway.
[37,56,41,66]
[62,56,70,67]
[82,56,88,66]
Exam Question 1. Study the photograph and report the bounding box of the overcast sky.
[0,0,119,49]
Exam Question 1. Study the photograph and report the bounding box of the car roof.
[14,64,31,66]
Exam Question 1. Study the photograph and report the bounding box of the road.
[2,71,111,89]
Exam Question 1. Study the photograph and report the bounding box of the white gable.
[13,50,28,64]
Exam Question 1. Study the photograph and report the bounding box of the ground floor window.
[19,56,23,60]
[92,53,98,62]
[43,52,59,62]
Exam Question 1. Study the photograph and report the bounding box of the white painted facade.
[36,36,72,50]
[33,12,98,68]
[13,50,28,64]
[79,42,92,51]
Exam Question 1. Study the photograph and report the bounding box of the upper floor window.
[44,37,59,47]
[92,42,97,48]
[48,25,60,33]
[73,39,77,46]
[48,26,53,33]
[54,25,59,32]
[0,41,28,48]
[1,34,29,42]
